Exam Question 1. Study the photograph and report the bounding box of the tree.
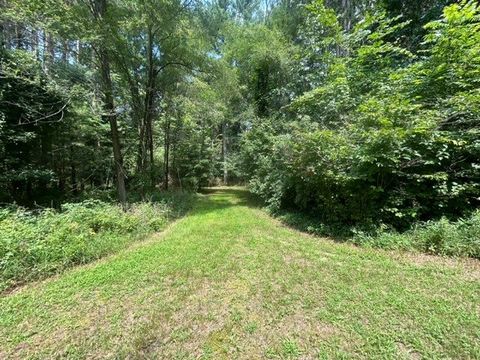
[90,0,127,206]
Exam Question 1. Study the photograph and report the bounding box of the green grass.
[1,187,479,359]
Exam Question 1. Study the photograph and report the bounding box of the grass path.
[1,188,479,359]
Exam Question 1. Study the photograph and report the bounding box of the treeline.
[1,0,479,249]
[0,0,246,206]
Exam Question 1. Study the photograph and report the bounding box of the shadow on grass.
[274,209,352,243]
[193,187,263,216]
[196,187,350,242]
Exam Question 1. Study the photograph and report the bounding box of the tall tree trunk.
[94,0,127,207]
[113,58,144,176]
[100,51,127,207]
[144,25,157,187]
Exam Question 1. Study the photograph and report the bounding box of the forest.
[1,0,480,358]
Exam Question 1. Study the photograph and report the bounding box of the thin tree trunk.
[137,116,146,173]
[164,118,170,190]
[15,23,24,49]
[222,122,228,185]
[0,0,5,49]
[33,30,40,61]
[44,31,54,73]
[148,119,154,185]
[70,145,78,195]
[62,40,68,62]
[75,40,80,63]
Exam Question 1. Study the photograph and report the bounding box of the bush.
[276,208,480,259]
[0,192,194,292]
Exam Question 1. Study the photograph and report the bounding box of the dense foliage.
[241,1,480,233]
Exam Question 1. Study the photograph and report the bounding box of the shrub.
[276,207,480,258]
[242,1,480,230]
[352,210,480,258]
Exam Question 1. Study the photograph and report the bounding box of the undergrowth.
[0,191,194,292]
[277,209,480,259]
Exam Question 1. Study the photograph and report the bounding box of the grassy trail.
[1,188,479,359]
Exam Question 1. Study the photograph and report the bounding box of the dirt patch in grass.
[389,251,480,281]
[275,311,338,340]
[283,253,313,268]
[396,342,422,360]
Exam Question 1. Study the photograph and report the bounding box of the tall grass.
[0,192,194,291]
[352,210,480,258]
[278,209,480,259]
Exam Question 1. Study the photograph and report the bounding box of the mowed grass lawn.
[0,188,479,359]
